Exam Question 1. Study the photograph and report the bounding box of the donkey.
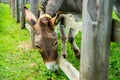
[40,0,83,58]
[40,0,120,59]
[24,0,83,72]
[24,7,60,71]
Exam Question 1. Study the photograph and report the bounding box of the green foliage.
[109,43,120,80]
[112,11,120,21]
[0,3,120,80]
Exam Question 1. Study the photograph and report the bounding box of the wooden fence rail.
[25,17,120,80]
[112,19,120,44]
[58,55,79,80]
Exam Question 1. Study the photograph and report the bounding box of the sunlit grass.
[112,11,120,21]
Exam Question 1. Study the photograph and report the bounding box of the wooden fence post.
[15,0,20,23]
[1,0,7,3]
[24,0,26,5]
[1,0,4,3]
[29,0,39,48]
[80,0,113,80]
[10,0,15,18]
[30,0,39,18]
[112,19,120,44]
[20,0,25,29]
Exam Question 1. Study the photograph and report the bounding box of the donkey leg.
[60,17,67,58]
[68,28,80,59]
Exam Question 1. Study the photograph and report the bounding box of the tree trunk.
[80,0,113,80]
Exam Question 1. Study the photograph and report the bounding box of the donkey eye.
[53,41,58,48]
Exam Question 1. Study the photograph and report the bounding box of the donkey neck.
[60,0,82,14]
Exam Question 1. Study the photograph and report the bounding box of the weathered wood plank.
[112,19,120,44]
[20,0,25,29]
[25,24,31,32]
[29,0,39,48]
[80,0,113,80]
[1,0,7,3]
[10,0,15,18]
[30,0,39,18]
[58,55,79,80]
[15,0,20,23]
[25,24,36,49]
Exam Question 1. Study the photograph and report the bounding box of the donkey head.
[24,7,59,72]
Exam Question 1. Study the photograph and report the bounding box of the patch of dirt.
[18,41,32,50]
[28,63,37,68]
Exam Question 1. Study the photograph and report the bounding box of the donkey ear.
[24,6,37,26]
[50,11,61,26]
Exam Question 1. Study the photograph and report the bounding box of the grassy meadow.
[0,3,120,80]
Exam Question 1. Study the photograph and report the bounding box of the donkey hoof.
[62,54,66,58]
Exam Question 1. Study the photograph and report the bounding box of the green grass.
[112,11,120,21]
[0,3,120,80]
[109,43,120,80]
[0,3,68,80]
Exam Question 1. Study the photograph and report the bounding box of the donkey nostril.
[53,40,58,49]
[35,44,42,49]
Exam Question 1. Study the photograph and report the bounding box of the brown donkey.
[24,7,60,72]
[40,0,83,58]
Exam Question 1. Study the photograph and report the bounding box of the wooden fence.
[25,0,120,80]
[81,0,113,80]
[1,0,120,80]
